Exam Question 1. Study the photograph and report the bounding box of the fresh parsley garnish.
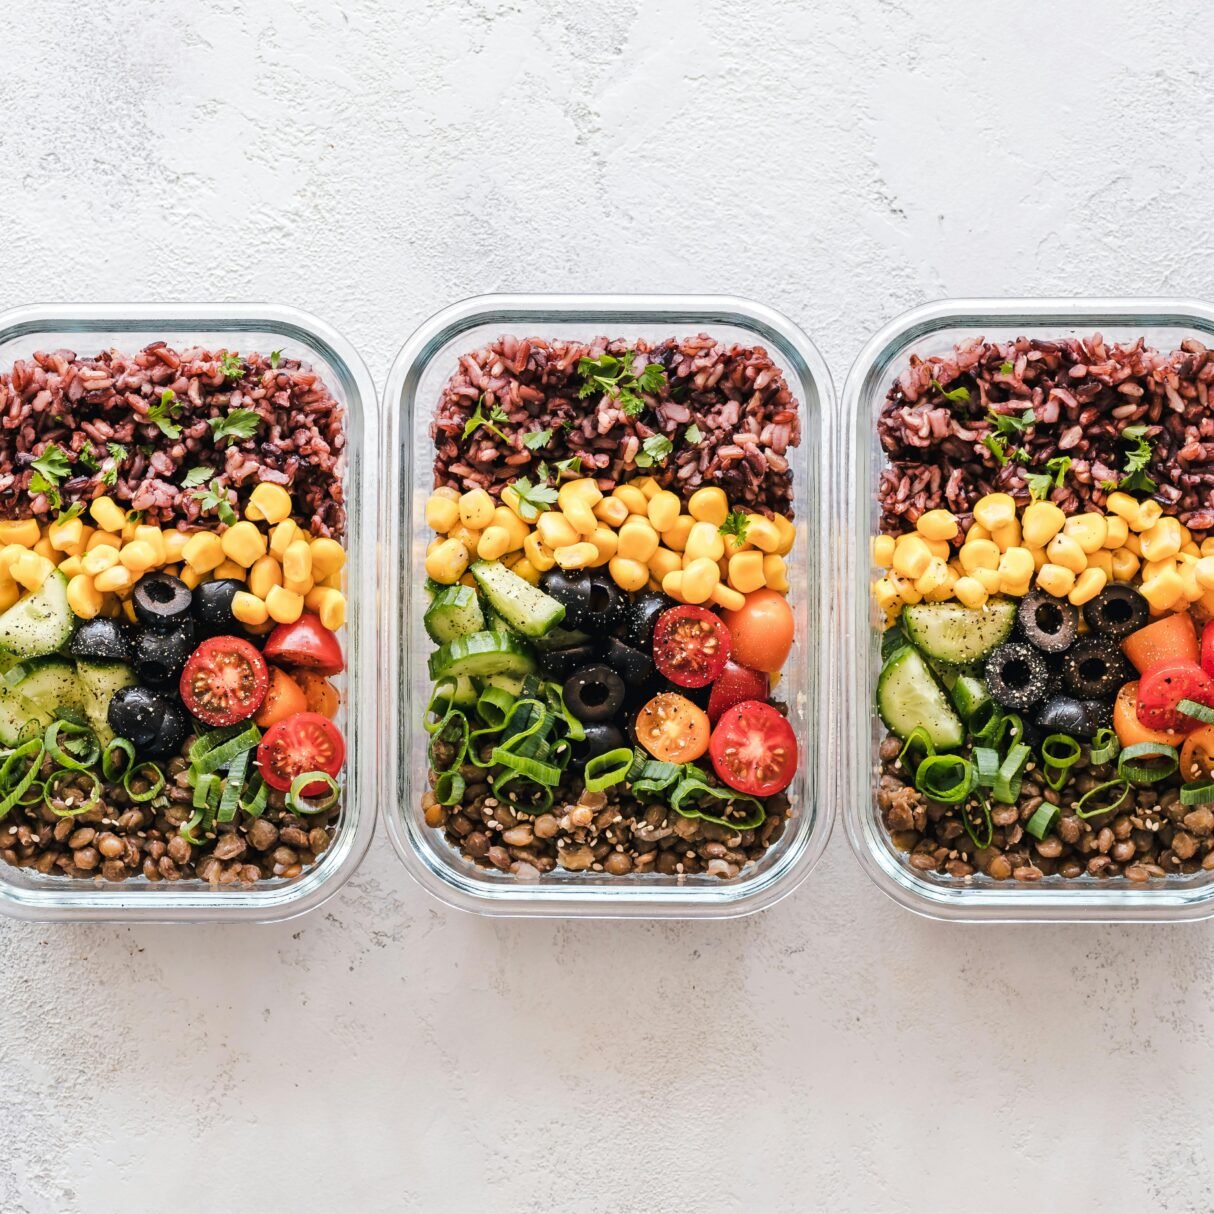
[218,351,244,381]
[684,423,703,445]
[76,447,100,473]
[535,461,551,484]
[463,398,509,444]
[930,379,971,404]
[508,477,559,522]
[193,478,237,527]
[1025,455,1073,501]
[269,350,283,369]
[999,361,1014,375]
[29,443,71,508]
[553,456,582,478]
[987,408,1035,437]
[983,434,1010,467]
[180,466,215,490]
[208,408,261,442]
[719,510,750,542]
[107,442,128,463]
[147,390,183,439]
[55,502,84,525]
[101,463,119,488]
[522,428,553,451]
[577,352,667,418]
[1118,425,1157,494]
[634,434,673,468]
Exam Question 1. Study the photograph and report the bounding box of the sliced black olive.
[1062,638,1131,700]
[107,686,169,749]
[602,637,654,688]
[580,573,623,635]
[192,579,244,637]
[133,621,195,686]
[133,572,192,631]
[623,591,672,649]
[563,664,626,723]
[1081,698,1114,732]
[984,642,1051,710]
[537,642,598,680]
[67,618,132,662]
[1082,584,1149,639]
[541,570,591,630]
[1035,695,1097,739]
[568,721,626,771]
[146,699,189,757]
[1017,591,1079,653]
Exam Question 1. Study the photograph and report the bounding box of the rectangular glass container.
[840,297,1214,922]
[381,294,834,917]
[0,303,377,922]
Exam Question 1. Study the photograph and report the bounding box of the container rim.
[0,301,378,923]
[841,294,1214,923]
[380,291,836,918]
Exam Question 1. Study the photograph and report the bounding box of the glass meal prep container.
[841,297,1214,923]
[381,293,834,917]
[0,303,377,923]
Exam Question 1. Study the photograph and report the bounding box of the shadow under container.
[0,303,378,923]
[381,293,835,917]
[840,297,1214,923]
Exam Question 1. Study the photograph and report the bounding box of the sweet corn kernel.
[888,573,922,605]
[660,514,694,553]
[873,535,896,567]
[448,524,481,552]
[281,540,312,585]
[248,555,283,600]
[1036,563,1077,598]
[510,559,542,586]
[874,576,900,611]
[267,520,299,562]
[587,528,618,566]
[647,491,681,533]
[128,525,164,566]
[1141,557,1177,583]
[1121,532,1142,557]
[1062,513,1107,554]
[424,538,470,585]
[633,477,660,500]
[231,590,269,626]
[1140,516,1183,562]
[122,599,139,625]
[536,512,580,551]
[1021,501,1066,548]
[954,576,988,609]
[681,557,721,605]
[1132,500,1163,532]
[119,540,158,573]
[892,534,933,580]
[998,546,1035,590]
[617,519,660,563]
[182,529,225,574]
[179,565,205,590]
[1196,557,1214,591]
[661,571,685,602]
[93,564,134,594]
[1046,533,1088,574]
[593,496,629,528]
[246,483,292,525]
[425,494,461,533]
[476,526,512,562]
[1100,516,1129,550]
[958,539,1001,573]
[1140,567,1185,613]
[1181,562,1203,603]
[220,521,267,568]
[1027,546,1047,571]
[487,508,525,552]
[0,519,40,547]
[721,533,751,560]
[82,545,121,576]
[772,514,796,557]
[609,557,649,592]
[611,485,648,515]
[433,486,459,502]
[213,560,247,582]
[916,558,952,598]
[746,517,781,554]
[561,498,598,537]
[65,574,101,619]
[991,519,1022,552]
[916,509,959,542]
[966,524,992,543]
[923,538,951,561]
[649,547,682,582]
[57,555,83,578]
[1183,541,1201,559]
[88,496,126,534]
[522,532,556,572]
[687,487,729,527]
[160,529,190,563]
[458,489,495,531]
[1105,492,1140,522]
[762,554,790,594]
[553,542,598,571]
[33,538,55,562]
[47,516,84,552]
[265,584,304,625]
[728,551,766,594]
[1111,548,1141,582]
[1087,550,1114,578]
[86,530,121,552]
[308,537,345,580]
[10,551,53,592]
[972,493,1016,530]
[711,582,746,612]
[684,521,725,564]
[557,478,602,511]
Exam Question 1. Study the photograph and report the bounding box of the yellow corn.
[1105,492,1139,522]
[281,539,312,584]
[562,499,599,538]
[618,518,660,563]
[1061,513,1107,554]
[1046,533,1087,574]
[1068,567,1107,606]
[972,493,1016,530]
[47,516,84,552]
[536,512,580,551]
[65,574,102,619]
[631,476,659,500]
[721,533,750,560]
[892,534,933,580]
[9,551,53,591]
[966,524,992,543]
[309,537,345,579]
[183,532,224,573]
[213,560,247,582]
[449,525,482,552]
[593,496,629,528]
[874,576,900,611]
[958,539,1001,573]
[998,547,1035,594]
[86,530,121,552]
[93,564,134,594]
[1087,550,1113,578]
[711,582,746,612]
[246,483,292,525]
[763,554,790,594]
[873,535,896,567]
[888,573,922,605]
[0,579,18,612]
[425,493,460,533]
[1122,532,1142,557]
[728,551,766,594]
[220,521,267,568]
[661,570,685,602]
[1111,548,1140,582]
[745,516,781,554]
[424,538,470,585]
[121,599,139,625]
[57,555,84,578]
[1021,501,1066,548]
[81,545,120,576]
[954,576,988,609]
[119,540,158,573]
[1195,556,1214,591]
[649,547,682,583]
[231,590,269,626]
[33,537,55,561]
[1101,515,1129,549]
[1140,567,1185,613]
[611,485,648,515]
[523,532,556,573]
[1132,500,1163,532]
[510,558,542,586]
[433,486,459,502]
[1181,562,1203,603]
[129,525,164,565]
[969,567,1000,594]
[1036,563,1076,598]
[608,557,649,592]
[647,491,681,532]
[160,529,190,563]
[476,526,512,562]
[688,487,729,527]
[88,496,126,534]
[772,513,796,557]
[558,478,602,510]
[265,584,304,625]
[990,518,1022,552]
[248,555,283,600]
[269,519,300,561]
[0,519,39,547]
[1140,516,1183,562]
[685,521,725,564]
[657,515,691,554]
[179,565,205,590]
[588,527,618,565]
[924,538,952,561]
[681,557,720,604]
[458,489,495,531]
[554,542,598,570]
[916,509,959,542]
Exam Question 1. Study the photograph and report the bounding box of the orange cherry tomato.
[1113,681,1189,750]
[1122,611,1198,674]
[254,666,309,728]
[1180,724,1214,782]
[291,669,341,719]
[720,589,795,674]
[635,692,711,764]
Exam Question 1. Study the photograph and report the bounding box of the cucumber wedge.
[877,646,964,750]
[0,679,51,747]
[428,631,536,681]
[0,571,74,658]
[901,598,1017,666]
[5,656,92,720]
[433,674,479,709]
[424,585,485,643]
[470,561,565,639]
[76,660,137,743]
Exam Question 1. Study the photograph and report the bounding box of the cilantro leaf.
[146,390,183,439]
[208,408,261,442]
[1024,455,1072,501]
[28,471,60,509]
[181,466,215,490]
[462,398,510,445]
[76,447,100,473]
[29,443,71,508]
[218,351,244,381]
[522,428,553,452]
[126,510,145,525]
[576,351,667,418]
[636,363,667,394]
[1118,425,1157,494]
[987,408,1035,438]
[534,461,551,484]
[193,478,237,527]
[683,423,703,445]
[508,477,559,522]
[931,378,971,404]
[107,442,128,464]
[633,434,673,468]
[719,510,750,542]
[983,434,1009,467]
[55,502,84,525]
[270,350,283,369]
[999,360,1014,375]
[553,456,582,478]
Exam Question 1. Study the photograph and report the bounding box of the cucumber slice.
[5,656,92,720]
[424,585,485,643]
[877,646,964,749]
[0,679,51,747]
[434,674,478,709]
[75,660,137,744]
[470,560,565,639]
[428,631,536,681]
[0,571,75,658]
[482,672,526,696]
[531,626,591,653]
[901,598,1017,666]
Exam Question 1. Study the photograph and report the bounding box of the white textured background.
[3,2,1214,1212]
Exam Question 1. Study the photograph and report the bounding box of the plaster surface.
[2,2,1214,1211]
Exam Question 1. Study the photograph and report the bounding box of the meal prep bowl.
[0,303,377,922]
[382,293,834,917]
[841,297,1214,923]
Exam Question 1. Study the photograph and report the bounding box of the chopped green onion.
[1179,698,1214,724]
[961,796,993,850]
[433,770,465,806]
[188,723,261,776]
[669,775,765,830]
[1025,802,1061,840]
[43,719,100,772]
[629,751,682,797]
[1041,733,1082,791]
[543,682,586,743]
[0,741,45,821]
[914,755,976,804]
[476,685,517,730]
[489,770,554,816]
[970,703,1004,744]
[1118,741,1178,786]
[427,709,469,774]
[43,768,101,817]
[16,719,44,746]
[583,747,634,792]
[179,807,210,846]
[1089,728,1120,766]
[217,750,249,823]
[491,747,562,786]
[287,771,341,814]
[1180,779,1214,806]
[425,679,460,732]
[972,746,1000,789]
[992,744,1031,804]
[239,774,268,818]
[101,737,136,782]
[123,761,165,803]
[1075,778,1131,820]
[897,726,936,769]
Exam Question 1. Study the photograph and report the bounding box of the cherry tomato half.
[263,612,344,676]
[709,699,798,797]
[651,605,730,689]
[292,669,341,719]
[256,711,346,794]
[635,692,711,764]
[1202,620,1214,679]
[706,660,769,724]
[1113,682,1189,750]
[1136,660,1214,731]
[1180,723,1214,782]
[720,589,794,674]
[179,636,269,727]
[254,666,309,729]
[1122,611,1198,675]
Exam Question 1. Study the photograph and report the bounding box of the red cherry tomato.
[708,699,798,797]
[1122,611,1198,674]
[706,660,768,724]
[179,636,269,727]
[256,712,346,795]
[652,605,730,689]
[263,612,344,676]
[1202,620,1214,679]
[1136,660,1214,731]
[720,589,795,674]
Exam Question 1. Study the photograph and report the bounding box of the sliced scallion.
[961,796,993,850]
[1118,741,1178,786]
[1089,728,1120,766]
[433,770,465,806]
[992,744,1031,804]
[914,755,976,805]
[123,761,165,803]
[43,768,101,817]
[582,747,634,792]
[43,719,100,772]
[1025,802,1061,840]
[0,741,45,821]
[287,771,341,814]
[972,746,1000,789]
[188,723,261,776]
[897,726,936,770]
[1179,779,1214,807]
[101,737,136,782]
[1178,698,1214,724]
[1075,778,1131,820]
[217,750,249,823]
